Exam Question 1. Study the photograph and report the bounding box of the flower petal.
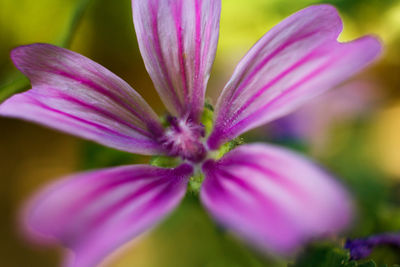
[0,43,165,155]
[201,144,352,254]
[132,0,221,121]
[207,5,381,149]
[23,164,193,267]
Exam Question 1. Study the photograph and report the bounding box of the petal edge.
[207,5,382,149]
[23,164,193,267]
[201,144,352,254]
[1,43,164,155]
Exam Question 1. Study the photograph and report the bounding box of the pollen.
[159,116,207,163]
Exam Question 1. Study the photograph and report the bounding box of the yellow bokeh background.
[1,0,400,266]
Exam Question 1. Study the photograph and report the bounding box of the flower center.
[159,116,207,163]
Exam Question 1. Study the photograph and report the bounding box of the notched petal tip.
[10,43,30,60]
[10,43,57,74]
[3,43,166,155]
[207,5,382,150]
[298,4,344,37]
[347,35,383,59]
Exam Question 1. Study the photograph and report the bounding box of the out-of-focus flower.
[0,2,381,267]
[266,81,380,151]
[345,232,400,260]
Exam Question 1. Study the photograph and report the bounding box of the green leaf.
[149,155,180,168]
[187,172,205,195]
[289,244,351,267]
[358,261,377,267]
[215,137,244,159]
[201,100,215,137]
[288,241,400,267]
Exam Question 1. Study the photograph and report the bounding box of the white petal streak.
[132,0,221,121]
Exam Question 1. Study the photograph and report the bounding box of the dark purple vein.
[27,95,152,143]
[54,91,152,137]
[173,0,189,104]
[45,69,152,128]
[149,0,183,114]
[85,178,169,233]
[228,31,319,104]
[228,47,322,124]
[226,48,340,137]
[191,0,203,119]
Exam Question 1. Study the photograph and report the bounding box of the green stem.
[0,0,93,103]
[57,0,93,48]
[213,222,286,267]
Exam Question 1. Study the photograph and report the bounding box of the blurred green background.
[1,0,400,266]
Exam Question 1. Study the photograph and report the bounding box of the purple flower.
[0,2,381,267]
[345,232,400,260]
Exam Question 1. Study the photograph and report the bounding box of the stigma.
[159,116,207,163]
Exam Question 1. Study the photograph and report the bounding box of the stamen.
[159,116,207,163]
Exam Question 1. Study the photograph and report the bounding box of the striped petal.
[201,144,352,254]
[0,43,164,155]
[132,0,221,121]
[23,164,193,267]
[207,5,381,149]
